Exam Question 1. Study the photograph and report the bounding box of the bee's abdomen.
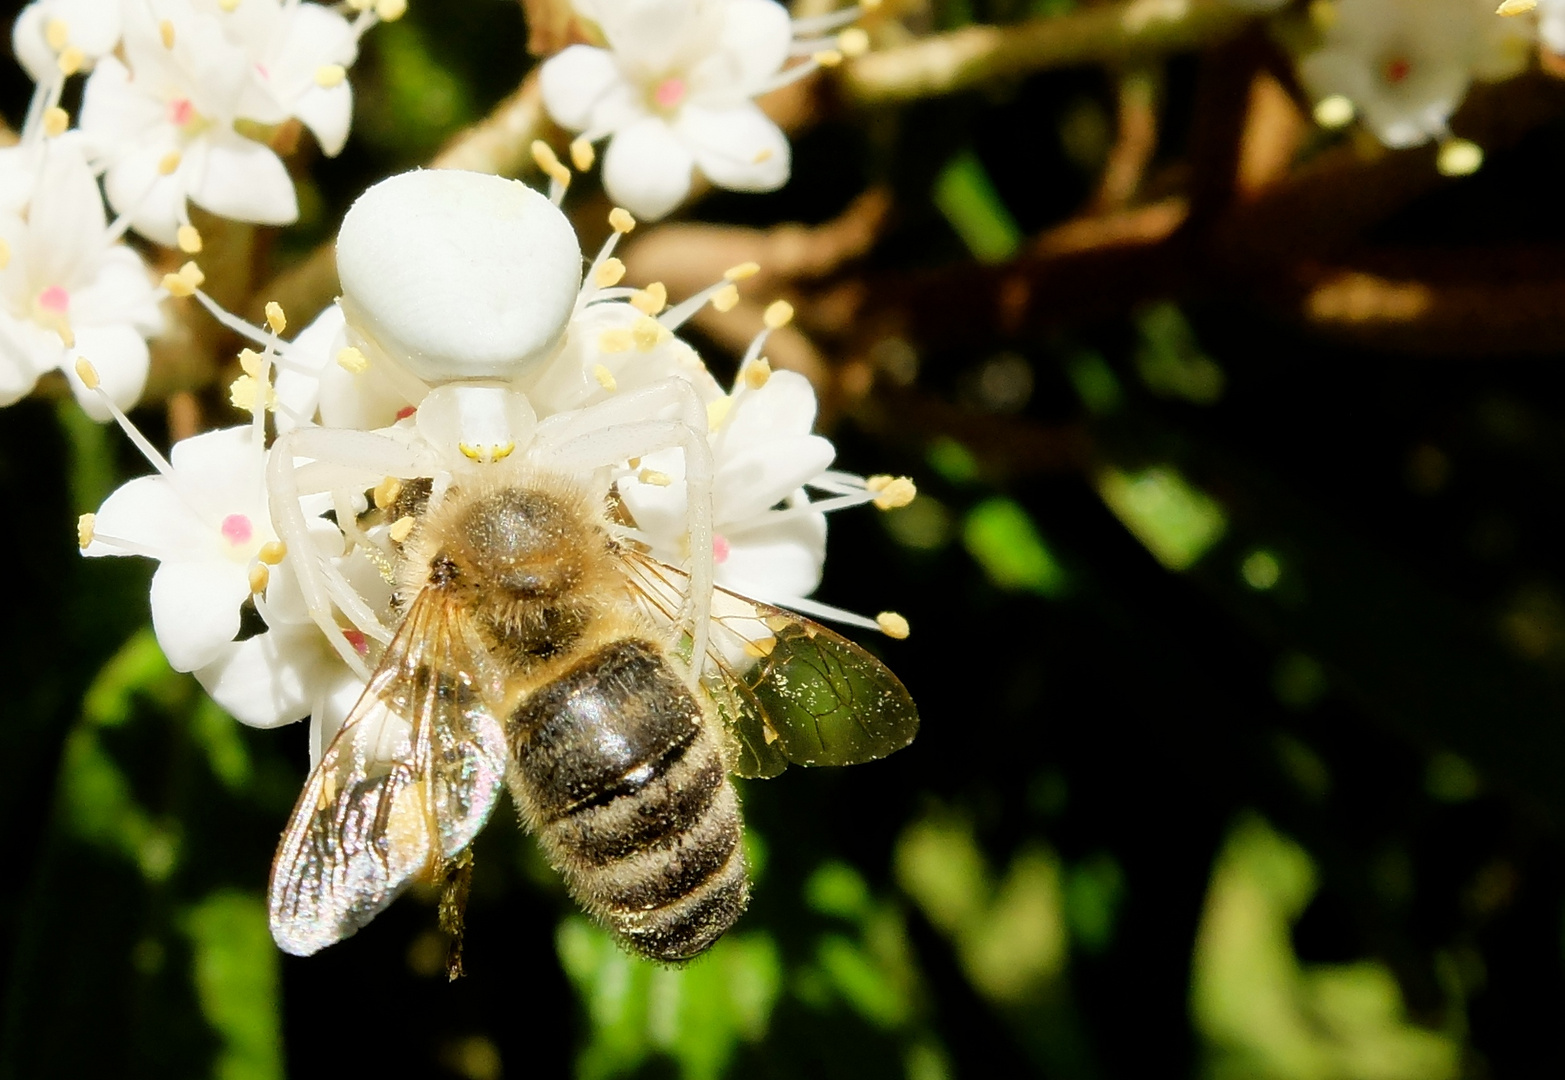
[510,639,748,962]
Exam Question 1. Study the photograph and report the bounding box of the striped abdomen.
[508,639,748,961]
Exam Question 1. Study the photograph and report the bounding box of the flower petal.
[194,624,322,728]
[674,102,789,192]
[293,82,353,157]
[64,323,150,418]
[149,558,251,671]
[541,45,622,132]
[688,0,791,101]
[602,117,695,220]
[719,509,826,601]
[89,473,209,555]
[189,133,298,227]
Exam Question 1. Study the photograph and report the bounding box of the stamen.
[258,540,288,564]
[57,47,84,76]
[44,18,69,50]
[1438,138,1483,177]
[530,140,572,200]
[593,364,617,391]
[725,262,760,281]
[219,0,239,10]
[839,27,870,57]
[229,373,275,411]
[609,207,637,234]
[375,0,408,20]
[630,282,667,315]
[265,301,287,334]
[706,398,731,431]
[158,150,182,175]
[388,516,416,542]
[315,64,346,88]
[638,469,672,486]
[159,19,175,48]
[1498,0,1536,12]
[337,346,369,373]
[813,49,844,67]
[867,474,917,509]
[373,476,403,508]
[743,358,772,389]
[570,137,595,171]
[764,300,794,329]
[0,239,9,270]
[248,562,270,594]
[75,358,176,478]
[177,224,203,253]
[712,284,740,312]
[776,593,881,632]
[238,348,265,377]
[77,513,95,550]
[631,315,669,351]
[1313,94,1354,129]
[599,328,633,353]
[595,258,626,288]
[42,107,68,137]
[876,611,910,639]
[161,261,204,297]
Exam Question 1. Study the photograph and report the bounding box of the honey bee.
[268,468,917,965]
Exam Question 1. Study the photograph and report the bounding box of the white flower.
[272,302,418,434]
[1541,0,1565,54]
[78,0,298,245]
[84,425,280,672]
[0,141,162,418]
[12,0,123,83]
[618,369,834,602]
[541,0,795,219]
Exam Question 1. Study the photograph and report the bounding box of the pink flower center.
[713,534,730,564]
[1383,57,1412,85]
[395,405,417,420]
[37,286,69,313]
[653,77,687,111]
[344,629,369,655]
[220,513,254,546]
[168,97,195,127]
[255,62,270,80]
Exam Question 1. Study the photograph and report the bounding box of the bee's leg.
[532,378,716,670]
[267,427,431,676]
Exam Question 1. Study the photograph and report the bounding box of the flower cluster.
[83,168,913,755]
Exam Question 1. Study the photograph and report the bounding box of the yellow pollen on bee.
[594,257,626,288]
[158,150,182,175]
[177,225,203,253]
[744,358,772,389]
[1497,0,1536,12]
[743,635,778,658]
[530,140,571,189]
[57,46,84,75]
[608,207,637,234]
[724,261,760,281]
[706,397,732,431]
[45,18,69,50]
[315,64,346,89]
[258,540,288,564]
[630,282,667,315]
[159,19,175,47]
[77,512,95,550]
[593,364,617,391]
[638,468,672,486]
[43,107,69,137]
[598,328,633,353]
[238,348,267,378]
[839,27,870,57]
[375,0,408,18]
[373,476,403,508]
[631,315,669,351]
[388,515,416,542]
[75,357,100,389]
[867,474,917,509]
[627,457,641,469]
[813,49,844,67]
[712,284,740,313]
[229,374,276,411]
[876,611,910,639]
[763,299,794,330]
[570,137,595,171]
[265,301,287,333]
[336,346,369,373]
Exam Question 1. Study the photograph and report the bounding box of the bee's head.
[439,486,592,601]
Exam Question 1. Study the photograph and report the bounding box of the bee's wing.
[268,588,510,956]
[620,552,919,778]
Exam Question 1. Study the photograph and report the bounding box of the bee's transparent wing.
[621,553,919,778]
[268,588,510,956]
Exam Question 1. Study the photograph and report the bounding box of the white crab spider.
[263,170,718,680]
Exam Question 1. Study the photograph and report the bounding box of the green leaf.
[1097,465,1226,571]
[181,891,284,1080]
[933,151,1021,264]
[962,498,1069,597]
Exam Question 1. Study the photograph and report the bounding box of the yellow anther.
[248,562,270,594]
[1497,0,1536,12]
[813,49,844,67]
[638,469,672,487]
[627,457,641,469]
[347,0,373,10]
[373,476,403,508]
[711,284,740,313]
[1438,138,1483,177]
[570,137,595,171]
[599,328,633,353]
[74,357,100,390]
[159,19,175,47]
[229,374,275,411]
[763,299,794,330]
[77,512,95,550]
[219,0,240,10]
[0,239,8,270]
[743,635,778,659]
[45,18,69,50]
[593,364,617,391]
[876,611,910,639]
[630,282,667,315]
[867,474,917,510]
[1313,94,1354,129]
[177,224,202,253]
[57,46,84,75]
[530,140,571,188]
[314,64,346,89]
[706,397,732,431]
[163,262,203,296]
[724,261,760,281]
[863,0,881,9]
[388,515,416,542]
[595,258,626,289]
[265,301,287,333]
[43,107,69,137]
[839,27,870,56]
[375,0,408,19]
[158,150,182,175]
[608,207,636,234]
[258,540,288,565]
[631,315,669,351]
[336,346,369,373]
[238,348,266,378]
[1307,0,1336,29]
[744,358,772,389]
